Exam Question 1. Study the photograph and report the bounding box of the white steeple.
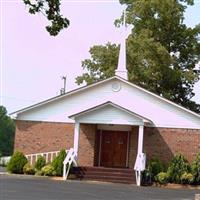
[115,8,128,80]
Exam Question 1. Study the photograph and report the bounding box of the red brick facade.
[144,127,200,163]
[78,124,96,166]
[14,120,74,154]
[128,126,138,168]
[14,120,200,166]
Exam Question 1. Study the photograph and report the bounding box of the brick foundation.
[14,120,74,154]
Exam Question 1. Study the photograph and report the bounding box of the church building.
[11,13,200,186]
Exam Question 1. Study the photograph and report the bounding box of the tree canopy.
[0,106,15,156]
[76,0,200,113]
[23,0,69,36]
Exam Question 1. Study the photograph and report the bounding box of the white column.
[138,125,144,154]
[73,122,80,154]
[135,124,144,186]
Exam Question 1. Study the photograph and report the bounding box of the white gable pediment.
[69,102,152,125]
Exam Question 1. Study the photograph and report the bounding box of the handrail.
[134,153,146,186]
[26,150,68,165]
[63,148,77,180]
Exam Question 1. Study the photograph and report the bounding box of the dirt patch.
[153,183,200,190]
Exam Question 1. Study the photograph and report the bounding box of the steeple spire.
[115,7,128,80]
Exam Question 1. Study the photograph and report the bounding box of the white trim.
[76,119,145,126]
[137,125,144,154]
[73,122,80,154]
[147,123,200,129]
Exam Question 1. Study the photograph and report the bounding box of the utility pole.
[60,75,67,95]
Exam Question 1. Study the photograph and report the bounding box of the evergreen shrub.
[51,149,67,176]
[7,151,28,174]
[34,155,46,171]
[191,153,200,185]
[167,154,190,183]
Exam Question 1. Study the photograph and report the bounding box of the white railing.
[26,150,69,165]
[63,148,77,180]
[134,153,146,186]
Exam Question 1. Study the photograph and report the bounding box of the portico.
[68,101,152,185]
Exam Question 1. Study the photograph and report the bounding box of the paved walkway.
[0,174,199,200]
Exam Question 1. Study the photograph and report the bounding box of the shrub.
[167,154,190,184]
[51,149,67,176]
[147,157,164,180]
[155,172,169,185]
[191,153,200,184]
[35,170,43,176]
[41,165,56,176]
[23,163,35,175]
[7,151,28,174]
[180,172,194,184]
[34,156,46,171]
[142,169,153,186]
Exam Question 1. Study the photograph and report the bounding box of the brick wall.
[78,124,96,166]
[144,127,200,163]
[14,120,74,155]
[14,120,200,166]
[128,126,138,168]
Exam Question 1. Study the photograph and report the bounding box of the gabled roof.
[10,75,200,120]
[69,101,153,124]
[10,76,117,116]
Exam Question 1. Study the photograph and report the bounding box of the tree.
[23,0,69,36]
[76,0,200,113]
[76,43,119,85]
[0,106,15,156]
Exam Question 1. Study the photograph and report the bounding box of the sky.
[1,0,200,113]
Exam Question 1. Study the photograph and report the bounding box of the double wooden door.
[100,131,128,168]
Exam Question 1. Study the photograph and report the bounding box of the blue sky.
[1,0,200,113]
